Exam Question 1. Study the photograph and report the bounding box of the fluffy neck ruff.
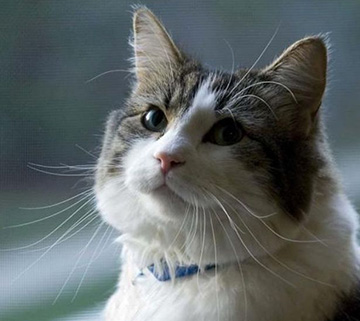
[119,187,359,280]
[109,192,360,321]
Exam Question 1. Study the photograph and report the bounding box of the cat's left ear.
[132,7,183,85]
[263,36,328,136]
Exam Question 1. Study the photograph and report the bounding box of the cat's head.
[95,7,330,266]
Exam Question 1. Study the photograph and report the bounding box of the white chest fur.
[104,194,360,321]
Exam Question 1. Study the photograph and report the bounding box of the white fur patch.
[184,78,217,130]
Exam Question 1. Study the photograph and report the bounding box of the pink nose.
[154,152,185,174]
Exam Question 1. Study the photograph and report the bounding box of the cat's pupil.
[149,110,163,126]
[222,124,239,142]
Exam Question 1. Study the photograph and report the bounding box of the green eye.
[205,118,243,146]
[142,107,168,132]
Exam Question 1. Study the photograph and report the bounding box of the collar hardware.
[139,262,216,282]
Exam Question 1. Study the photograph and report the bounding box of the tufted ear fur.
[132,7,183,85]
[263,36,328,137]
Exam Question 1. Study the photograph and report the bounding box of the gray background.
[1,0,359,320]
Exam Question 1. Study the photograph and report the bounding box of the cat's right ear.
[132,7,183,86]
[262,36,328,137]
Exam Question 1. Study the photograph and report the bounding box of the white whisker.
[27,164,90,177]
[18,189,92,211]
[215,186,324,244]
[231,80,298,105]
[11,198,96,284]
[75,144,98,159]
[228,26,279,97]
[217,194,333,288]
[28,163,95,171]
[6,192,93,229]
[231,93,278,120]
[53,221,104,304]
[2,196,95,252]
[196,206,207,296]
[26,212,98,253]
[71,222,107,302]
[209,214,220,321]
[86,69,132,83]
[210,205,248,321]
[168,204,190,249]
[208,188,294,287]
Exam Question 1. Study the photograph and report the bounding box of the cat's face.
[95,8,328,265]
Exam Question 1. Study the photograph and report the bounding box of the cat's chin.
[150,182,213,209]
[152,184,177,197]
[151,184,187,205]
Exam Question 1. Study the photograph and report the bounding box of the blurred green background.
[1,0,359,320]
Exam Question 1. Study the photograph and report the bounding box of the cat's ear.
[132,7,183,85]
[263,36,328,136]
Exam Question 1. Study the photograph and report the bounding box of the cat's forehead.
[134,69,255,119]
[169,71,248,113]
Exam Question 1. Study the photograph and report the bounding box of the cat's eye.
[142,107,168,132]
[205,118,243,146]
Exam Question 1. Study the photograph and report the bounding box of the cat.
[95,6,360,321]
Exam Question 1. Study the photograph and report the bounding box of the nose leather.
[154,151,185,174]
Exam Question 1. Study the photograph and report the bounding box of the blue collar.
[141,262,216,282]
